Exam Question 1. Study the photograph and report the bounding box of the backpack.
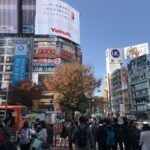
[76,126,87,147]
[20,128,31,144]
[105,127,115,146]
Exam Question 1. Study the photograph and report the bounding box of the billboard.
[124,43,149,60]
[35,0,80,44]
[22,0,35,33]
[12,40,27,85]
[127,55,147,84]
[106,48,122,74]
[0,0,18,33]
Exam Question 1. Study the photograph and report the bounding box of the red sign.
[51,28,71,38]
[35,48,57,54]
[34,58,61,64]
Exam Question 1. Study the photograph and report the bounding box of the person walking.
[113,118,123,150]
[96,119,107,150]
[68,121,75,150]
[72,116,94,150]
[20,121,35,150]
[140,123,150,150]
[91,120,98,150]
[105,119,115,150]
[37,121,48,149]
[59,122,68,147]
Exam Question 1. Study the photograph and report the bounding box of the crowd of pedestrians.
[65,116,150,150]
[0,116,150,150]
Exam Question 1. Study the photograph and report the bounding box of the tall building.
[127,54,150,114]
[110,68,130,116]
[0,0,82,110]
[105,48,123,115]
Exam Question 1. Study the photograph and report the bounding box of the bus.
[0,105,27,132]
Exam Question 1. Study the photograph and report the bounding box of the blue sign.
[12,43,27,85]
[111,49,120,58]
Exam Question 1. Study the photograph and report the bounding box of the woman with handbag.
[32,121,48,150]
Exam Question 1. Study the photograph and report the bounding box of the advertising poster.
[35,0,80,44]
[0,0,18,33]
[106,48,122,74]
[22,0,35,33]
[124,43,149,60]
[12,40,27,85]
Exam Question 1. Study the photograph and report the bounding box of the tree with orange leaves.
[8,80,42,108]
[44,62,101,115]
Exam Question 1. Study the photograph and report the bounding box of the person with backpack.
[72,116,94,150]
[105,119,115,150]
[20,121,35,150]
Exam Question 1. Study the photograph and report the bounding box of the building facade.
[128,54,150,114]
[111,68,130,116]
[0,0,82,111]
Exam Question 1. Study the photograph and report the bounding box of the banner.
[12,41,27,85]
[35,0,80,44]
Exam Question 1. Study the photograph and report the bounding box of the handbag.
[41,141,50,149]
[32,138,42,149]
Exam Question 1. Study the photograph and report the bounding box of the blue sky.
[64,0,150,80]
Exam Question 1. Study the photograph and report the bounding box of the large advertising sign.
[106,48,122,74]
[35,0,80,44]
[12,40,27,85]
[0,0,18,33]
[124,43,149,60]
[22,0,35,33]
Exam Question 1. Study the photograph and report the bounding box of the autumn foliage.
[8,80,42,108]
[44,62,101,113]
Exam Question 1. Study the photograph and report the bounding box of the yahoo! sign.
[51,28,71,38]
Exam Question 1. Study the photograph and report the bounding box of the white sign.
[106,48,122,74]
[35,0,80,44]
[124,43,149,60]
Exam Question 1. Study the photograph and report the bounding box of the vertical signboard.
[12,40,27,85]
[35,0,80,44]
[0,0,18,33]
[106,48,122,74]
[121,68,127,90]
